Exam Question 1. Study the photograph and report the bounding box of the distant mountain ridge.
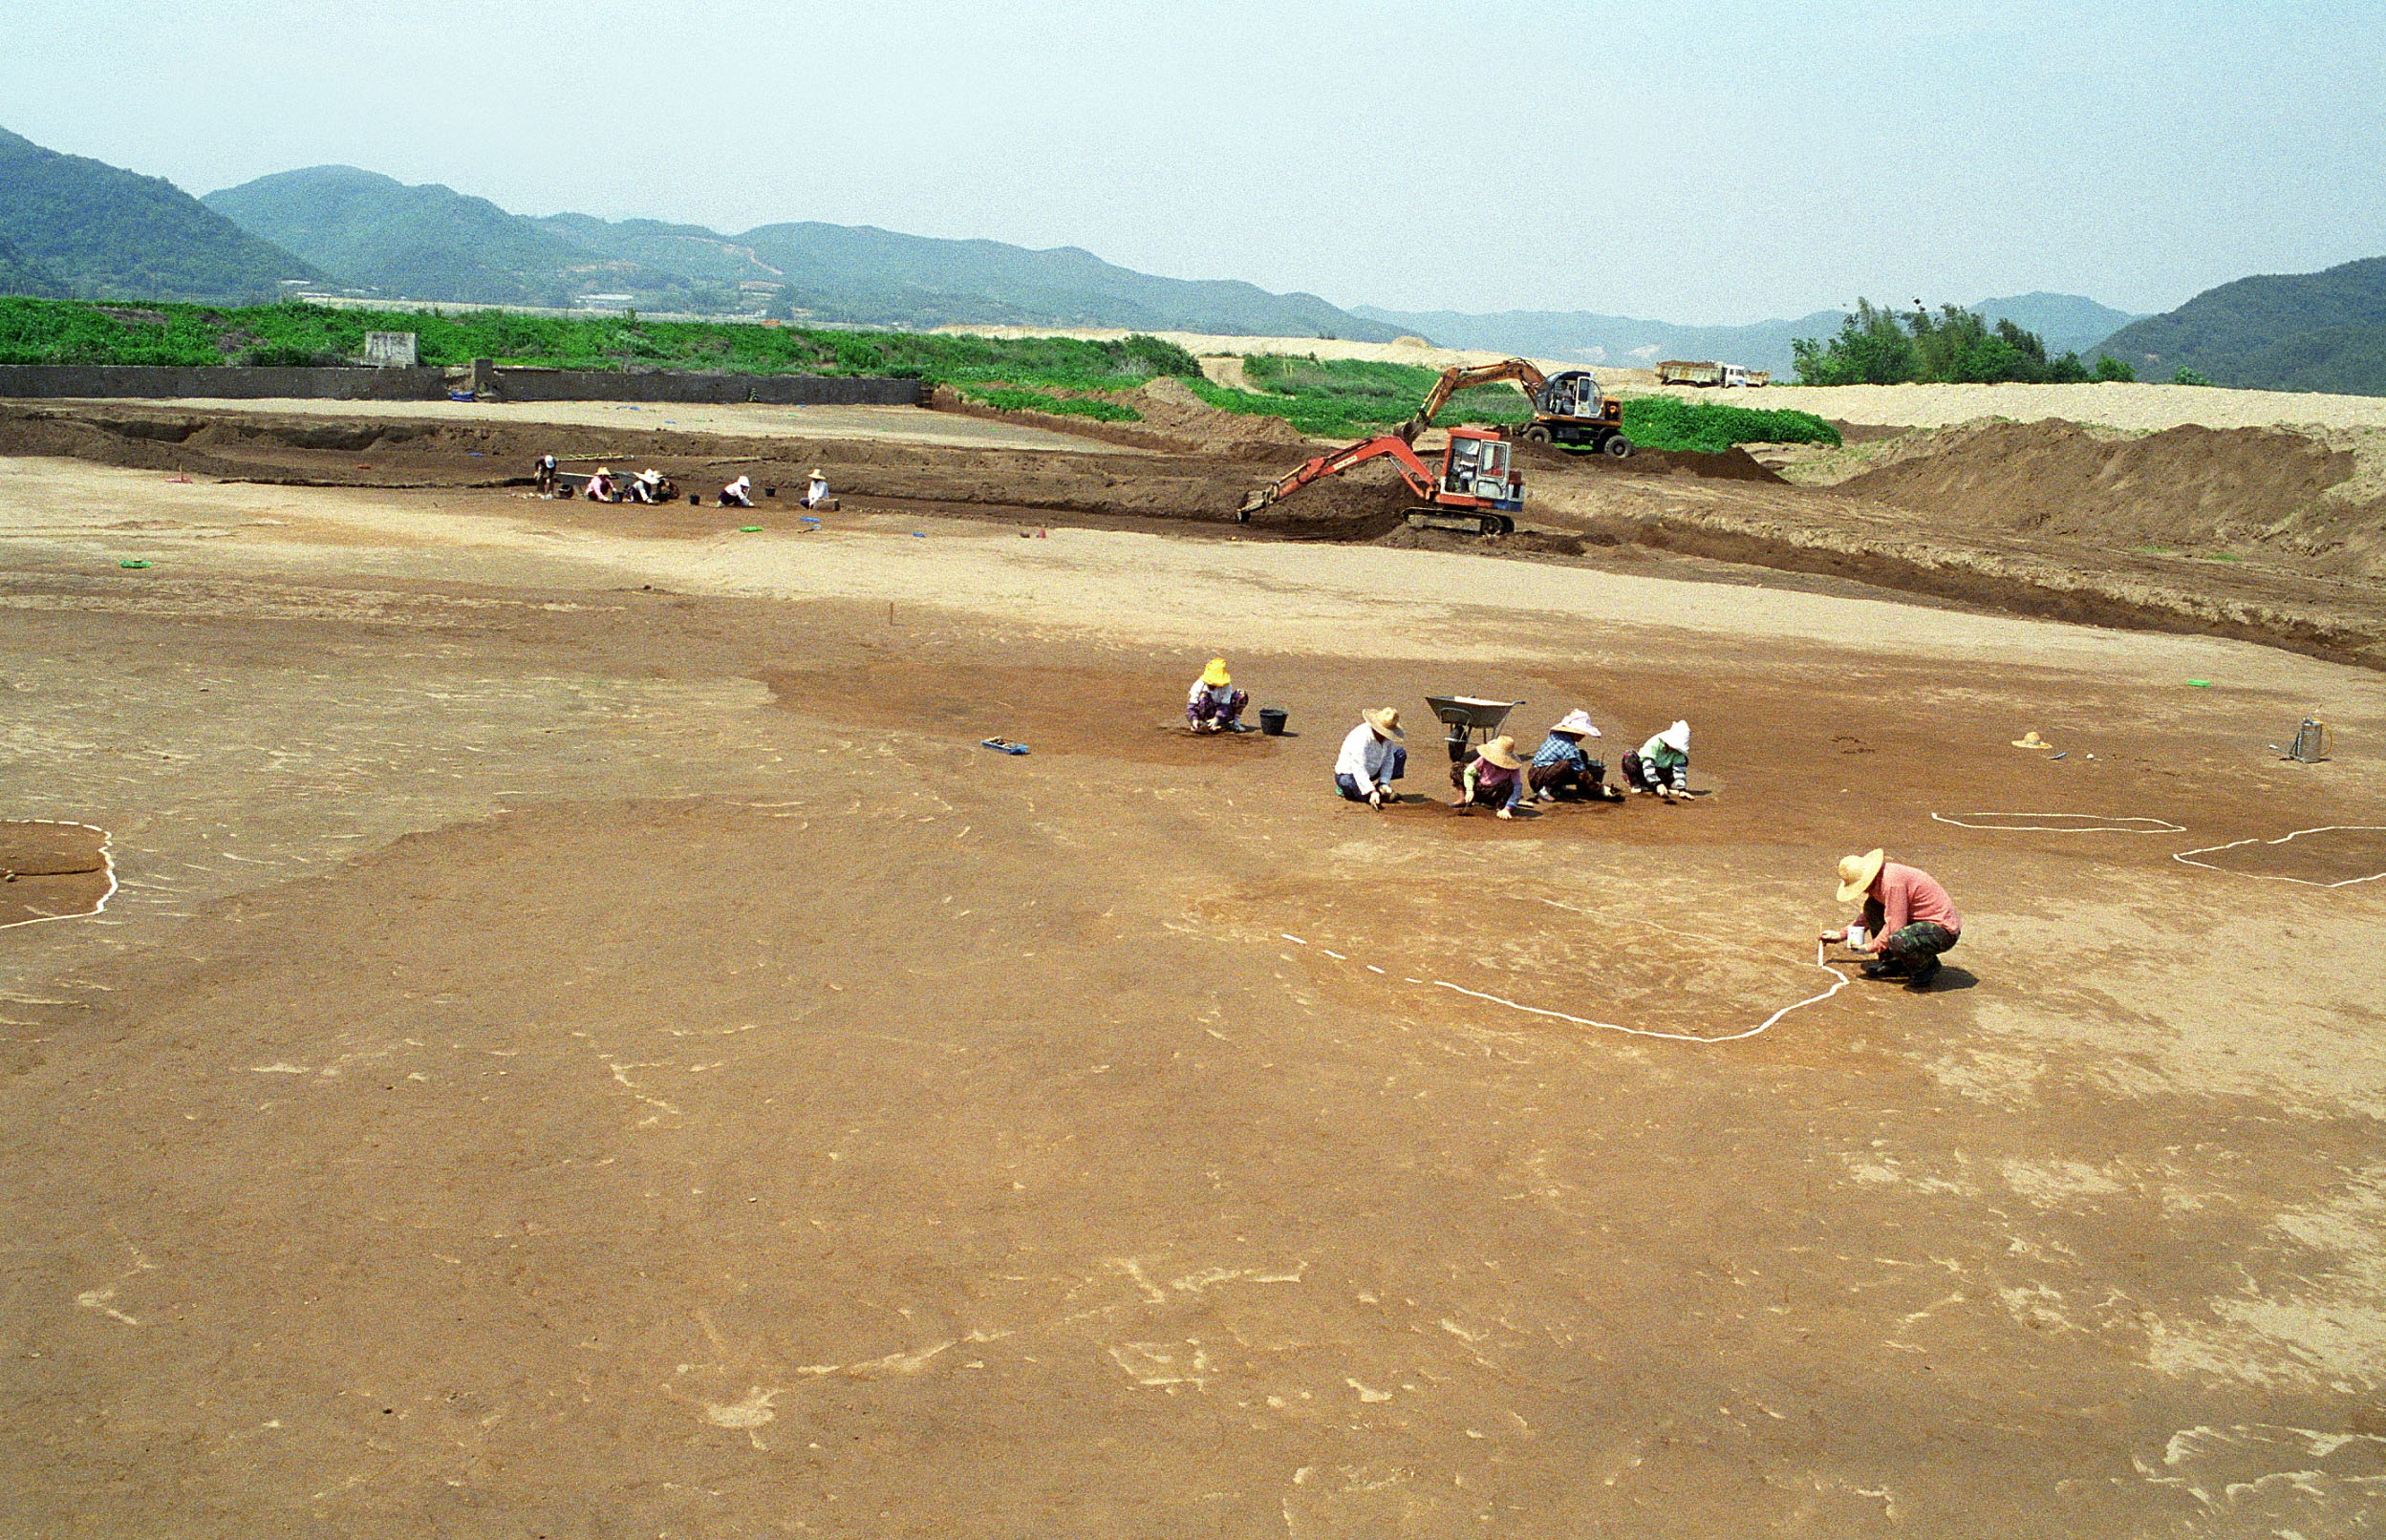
[203,165,1404,341]
[2094,257,2386,396]
[0,125,319,302]
[1354,293,2143,375]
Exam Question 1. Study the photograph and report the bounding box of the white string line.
[0,821,118,931]
[1289,912,1855,1044]
[1931,812,2185,834]
[2170,826,2386,889]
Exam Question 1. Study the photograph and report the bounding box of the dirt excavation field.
[3,390,2385,1538]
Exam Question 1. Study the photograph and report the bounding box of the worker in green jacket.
[1622,719,1690,802]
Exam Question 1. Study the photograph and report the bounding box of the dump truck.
[1656,360,1769,388]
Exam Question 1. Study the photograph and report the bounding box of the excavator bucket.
[1237,488,1271,518]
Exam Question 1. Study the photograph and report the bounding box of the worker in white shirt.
[720,474,755,508]
[1333,707,1408,807]
[804,467,830,508]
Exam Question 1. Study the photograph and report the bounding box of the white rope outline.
[2170,826,2386,889]
[1932,812,2185,834]
[1280,923,1856,1046]
[0,821,118,930]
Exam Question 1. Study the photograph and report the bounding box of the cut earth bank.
[1,409,2384,1536]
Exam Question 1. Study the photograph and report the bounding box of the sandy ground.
[1638,379,2386,435]
[4,421,2386,1536]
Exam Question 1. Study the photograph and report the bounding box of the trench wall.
[0,365,928,407]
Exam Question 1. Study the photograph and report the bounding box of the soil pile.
[1129,376,1310,455]
[1513,438,1787,484]
[1839,421,2364,567]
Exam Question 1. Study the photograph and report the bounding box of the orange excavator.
[1236,425,1523,535]
[1400,357,1632,456]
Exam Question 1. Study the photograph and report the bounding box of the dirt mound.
[1512,438,1787,484]
[1838,420,2354,551]
[1127,378,1310,456]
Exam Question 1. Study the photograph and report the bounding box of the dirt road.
[2,416,2384,1537]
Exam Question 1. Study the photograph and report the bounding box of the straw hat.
[1363,706,1404,739]
[1478,735,1526,770]
[596,465,611,476]
[1659,719,1690,753]
[2011,730,2047,749]
[1836,847,1886,903]
[637,467,660,481]
[1551,709,1600,738]
[809,467,825,478]
[1201,657,1232,687]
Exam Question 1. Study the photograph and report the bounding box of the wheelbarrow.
[1426,695,1524,762]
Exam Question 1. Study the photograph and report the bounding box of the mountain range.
[200,165,1405,340]
[1354,292,2144,375]
[2,124,2381,394]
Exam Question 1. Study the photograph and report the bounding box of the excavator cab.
[1537,370,1603,419]
[1442,428,1522,511]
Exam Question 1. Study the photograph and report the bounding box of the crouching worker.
[804,467,832,508]
[583,465,616,502]
[720,474,755,508]
[1821,847,1963,989]
[1334,707,1407,808]
[1529,710,1616,802]
[533,453,559,495]
[1450,735,1529,819]
[1622,719,1691,802]
[628,468,667,504]
[1186,657,1248,733]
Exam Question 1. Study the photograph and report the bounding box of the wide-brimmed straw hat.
[1551,709,1600,738]
[637,467,660,481]
[1659,719,1690,753]
[1363,706,1404,739]
[2011,730,2047,749]
[1836,847,1886,903]
[809,467,825,478]
[596,465,611,475]
[1201,657,1232,687]
[1478,735,1526,770]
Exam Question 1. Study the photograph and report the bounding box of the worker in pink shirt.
[1820,847,1963,989]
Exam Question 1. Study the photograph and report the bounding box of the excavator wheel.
[1603,434,1634,460]
[1521,424,1553,445]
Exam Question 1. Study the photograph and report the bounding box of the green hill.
[0,125,319,302]
[204,166,689,310]
[2093,256,2386,395]
[1970,292,2143,359]
[204,166,1400,339]
[0,232,69,298]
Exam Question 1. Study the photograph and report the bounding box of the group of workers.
[531,456,831,512]
[1192,656,1964,993]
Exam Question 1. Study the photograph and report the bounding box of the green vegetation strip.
[958,385,1143,423]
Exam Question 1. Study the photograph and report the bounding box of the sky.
[4,0,2383,324]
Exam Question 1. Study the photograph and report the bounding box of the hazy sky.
[5,0,2381,322]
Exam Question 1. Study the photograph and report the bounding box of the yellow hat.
[2011,731,2047,749]
[1363,706,1404,739]
[1478,735,1526,770]
[1836,848,1886,904]
[1201,657,1231,687]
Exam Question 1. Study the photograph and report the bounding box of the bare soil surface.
[2,402,2384,1536]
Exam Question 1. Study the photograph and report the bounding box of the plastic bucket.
[1258,708,1289,737]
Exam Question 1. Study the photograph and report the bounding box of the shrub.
[2095,355,2137,382]
[1621,397,1840,454]
[1794,299,2089,385]
[2172,366,2212,386]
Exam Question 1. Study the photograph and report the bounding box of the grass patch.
[1619,396,1840,454]
[0,295,1202,391]
[958,385,1142,423]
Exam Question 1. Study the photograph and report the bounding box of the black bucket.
[1258,707,1289,737]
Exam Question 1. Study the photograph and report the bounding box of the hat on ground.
[1836,847,1887,903]
[2011,731,2047,749]
[1201,657,1232,687]
[1551,709,1600,738]
[1478,735,1526,770]
[1659,719,1690,753]
[1363,706,1404,739]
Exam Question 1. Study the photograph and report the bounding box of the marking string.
[2170,825,2386,889]
[0,821,118,931]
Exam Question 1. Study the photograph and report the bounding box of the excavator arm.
[1398,357,1548,442]
[1237,434,1440,518]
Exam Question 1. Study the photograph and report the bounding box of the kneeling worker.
[1334,707,1407,807]
[720,474,755,508]
[1529,709,1616,802]
[1186,657,1248,733]
[1623,719,1691,802]
[1821,847,1964,988]
[1451,735,1529,818]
